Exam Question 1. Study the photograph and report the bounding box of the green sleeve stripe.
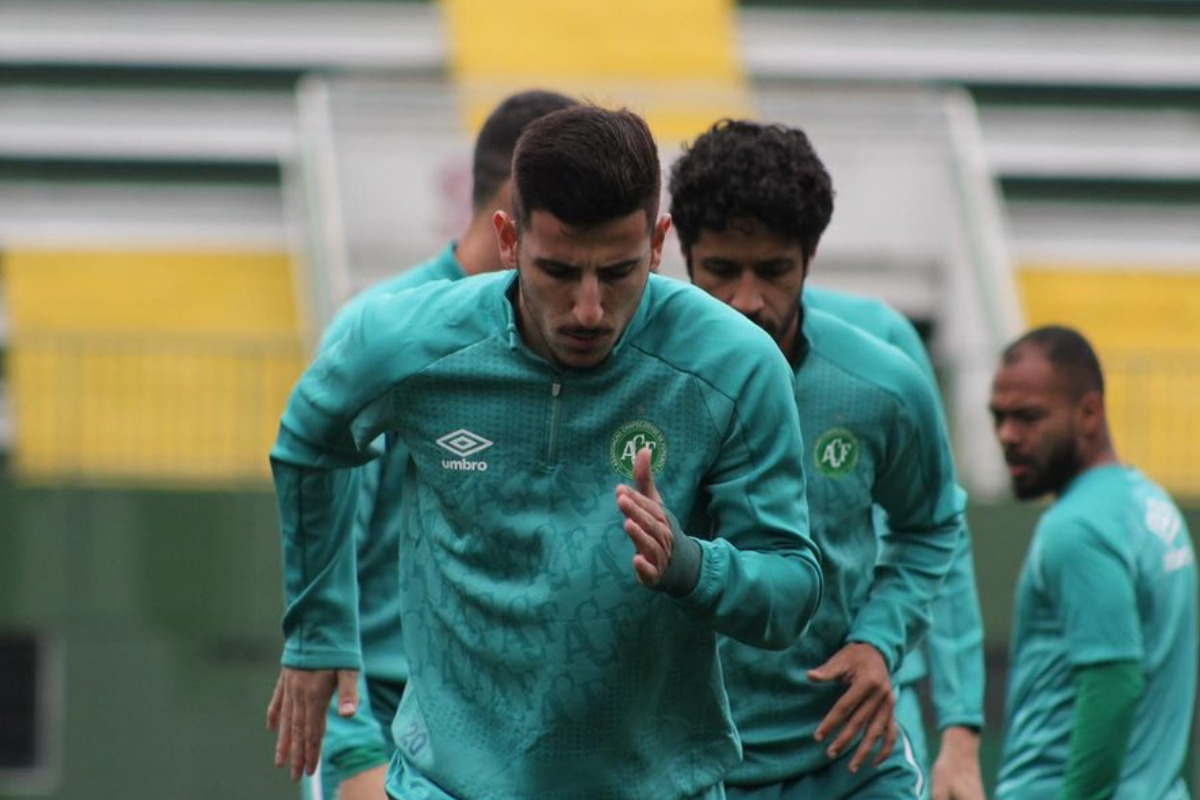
[1058,660,1145,800]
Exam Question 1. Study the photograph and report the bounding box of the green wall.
[0,479,1197,798]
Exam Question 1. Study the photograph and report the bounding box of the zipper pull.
[551,381,562,397]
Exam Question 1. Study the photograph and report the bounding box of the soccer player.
[806,287,987,800]
[267,105,824,800]
[669,118,963,799]
[298,89,577,800]
[990,326,1197,800]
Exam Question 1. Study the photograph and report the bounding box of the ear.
[1077,389,1105,435]
[648,214,672,272]
[493,210,519,269]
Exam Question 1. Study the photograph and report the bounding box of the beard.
[1010,437,1083,500]
[745,302,801,351]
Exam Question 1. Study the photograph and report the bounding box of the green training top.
[272,271,824,800]
[996,465,1197,800]
[806,286,986,731]
[315,243,466,770]
[720,305,962,785]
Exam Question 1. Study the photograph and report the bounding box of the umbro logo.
[436,429,494,457]
[436,429,493,471]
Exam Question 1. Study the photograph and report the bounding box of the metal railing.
[1105,350,1200,499]
[7,333,305,487]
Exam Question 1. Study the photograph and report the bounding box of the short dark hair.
[669,119,834,265]
[472,89,577,212]
[511,105,661,229]
[1002,325,1106,398]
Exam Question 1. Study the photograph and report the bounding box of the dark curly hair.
[668,119,834,265]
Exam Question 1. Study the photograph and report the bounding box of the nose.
[573,273,603,328]
[995,417,1020,448]
[730,274,765,317]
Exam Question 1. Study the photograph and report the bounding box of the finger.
[632,447,657,500]
[273,676,291,767]
[805,653,848,686]
[812,677,866,742]
[615,487,668,534]
[632,553,663,586]
[871,716,898,769]
[625,520,668,581]
[288,681,305,781]
[267,671,284,731]
[303,681,327,776]
[826,691,885,759]
[618,501,670,557]
[849,701,893,772]
[336,669,360,718]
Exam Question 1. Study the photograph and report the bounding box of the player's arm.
[616,342,822,650]
[809,367,960,770]
[847,375,961,673]
[925,522,987,799]
[1043,518,1145,800]
[1057,660,1144,800]
[268,292,428,779]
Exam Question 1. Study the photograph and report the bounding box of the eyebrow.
[534,257,641,273]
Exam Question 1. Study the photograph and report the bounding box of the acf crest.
[609,420,668,478]
[814,428,859,477]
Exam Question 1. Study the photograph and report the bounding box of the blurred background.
[0,0,1197,797]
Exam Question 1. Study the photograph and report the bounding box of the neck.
[454,211,505,276]
[1080,434,1119,473]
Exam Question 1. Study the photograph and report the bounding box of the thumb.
[335,670,359,718]
[632,447,658,501]
[806,655,843,684]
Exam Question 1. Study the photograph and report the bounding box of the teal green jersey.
[997,465,1198,800]
[806,286,985,731]
[720,306,961,785]
[313,243,466,772]
[272,271,824,800]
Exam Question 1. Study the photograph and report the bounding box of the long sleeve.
[847,378,961,671]
[668,346,823,651]
[1057,661,1145,800]
[925,522,986,730]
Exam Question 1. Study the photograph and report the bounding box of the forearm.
[927,523,986,730]
[849,515,960,671]
[275,459,364,669]
[1056,660,1144,800]
[672,536,823,650]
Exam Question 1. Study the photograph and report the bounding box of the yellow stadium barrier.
[3,249,304,486]
[10,334,304,486]
[441,0,749,141]
[1019,267,1200,498]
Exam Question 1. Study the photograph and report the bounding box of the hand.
[931,726,987,800]
[615,447,673,587]
[335,764,389,800]
[808,642,896,773]
[266,666,359,781]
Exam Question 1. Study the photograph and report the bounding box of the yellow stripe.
[442,0,748,141]
[1018,266,1200,350]
[4,248,303,485]
[4,249,298,336]
[1019,265,1200,497]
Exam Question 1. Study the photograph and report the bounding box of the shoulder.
[320,246,466,351]
[632,275,794,400]
[805,308,935,416]
[325,271,511,381]
[805,287,932,378]
[805,287,909,339]
[1036,475,1135,566]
